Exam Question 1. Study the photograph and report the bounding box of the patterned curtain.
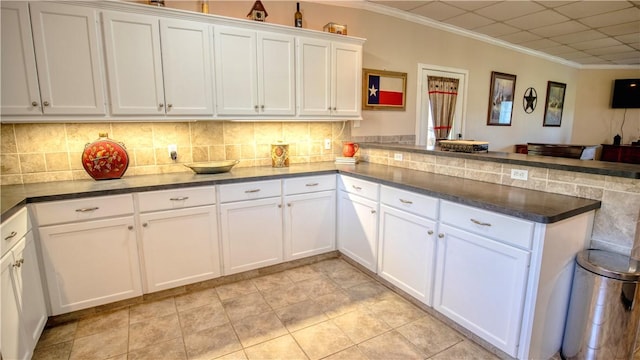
[428,77,459,140]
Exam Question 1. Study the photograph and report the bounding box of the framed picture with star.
[362,68,407,111]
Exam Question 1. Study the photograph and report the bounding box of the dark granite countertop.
[361,143,640,179]
[1,162,600,224]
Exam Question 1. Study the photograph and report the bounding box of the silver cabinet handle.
[170,196,189,201]
[399,199,413,204]
[167,104,173,108]
[128,225,134,230]
[287,203,292,207]
[352,185,362,191]
[327,107,332,111]
[13,258,24,268]
[254,105,259,111]
[4,231,17,241]
[43,101,50,106]
[428,230,434,235]
[370,209,376,214]
[75,207,99,213]
[470,218,492,227]
[245,189,261,193]
[142,223,148,227]
[31,101,38,107]
[278,204,282,208]
[333,107,337,111]
[306,183,319,187]
[159,103,164,108]
[438,233,445,238]
[260,105,265,110]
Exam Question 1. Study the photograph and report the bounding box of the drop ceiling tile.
[550,29,607,44]
[542,45,579,55]
[520,38,562,50]
[529,20,589,37]
[584,44,635,56]
[572,37,623,50]
[370,1,431,11]
[613,57,640,65]
[473,22,521,37]
[615,33,640,49]
[447,1,500,11]
[498,31,542,44]
[553,1,632,19]
[579,7,640,28]
[475,1,546,21]
[598,21,640,36]
[445,12,495,29]
[410,1,466,21]
[505,9,570,30]
[575,56,614,65]
[601,50,640,61]
[534,1,578,9]
[560,50,593,60]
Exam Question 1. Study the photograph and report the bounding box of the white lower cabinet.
[1,230,47,360]
[219,181,283,275]
[337,191,379,272]
[378,204,437,306]
[284,190,336,261]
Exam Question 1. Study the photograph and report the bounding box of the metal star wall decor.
[523,87,537,114]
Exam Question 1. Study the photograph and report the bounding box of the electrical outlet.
[394,153,403,161]
[168,144,177,159]
[324,138,331,150]
[511,169,528,181]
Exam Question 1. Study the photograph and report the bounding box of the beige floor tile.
[129,313,182,351]
[184,323,242,360]
[215,350,248,360]
[222,292,272,322]
[127,337,187,360]
[396,315,463,357]
[244,334,308,360]
[216,279,258,301]
[431,340,500,359]
[129,297,177,324]
[358,331,424,360]
[366,296,425,328]
[252,272,293,292]
[231,311,288,348]
[332,309,391,343]
[295,275,340,297]
[75,309,129,338]
[326,267,371,289]
[36,322,77,349]
[106,354,127,360]
[284,265,322,282]
[274,299,329,332]
[175,288,221,312]
[344,281,394,307]
[322,345,369,360]
[314,289,363,318]
[261,283,309,309]
[32,340,73,360]
[310,259,355,275]
[292,321,353,360]
[69,326,128,360]
[179,303,229,336]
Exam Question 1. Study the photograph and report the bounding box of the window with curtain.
[427,76,459,140]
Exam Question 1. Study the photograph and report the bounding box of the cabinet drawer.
[1,207,30,257]
[34,194,134,226]
[380,186,438,219]
[284,175,336,195]
[440,201,534,249]
[219,180,281,203]
[137,186,216,212]
[339,175,379,201]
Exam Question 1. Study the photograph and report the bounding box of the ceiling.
[366,1,640,67]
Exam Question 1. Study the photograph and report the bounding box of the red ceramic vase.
[82,133,129,180]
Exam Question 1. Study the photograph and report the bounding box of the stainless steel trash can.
[562,249,640,360]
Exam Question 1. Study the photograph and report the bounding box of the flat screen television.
[611,79,640,108]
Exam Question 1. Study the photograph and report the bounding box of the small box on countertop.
[439,140,489,153]
[323,22,347,35]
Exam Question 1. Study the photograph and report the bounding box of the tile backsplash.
[0,121,351,185]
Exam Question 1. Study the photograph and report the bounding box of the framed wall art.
[362,68,407,111]
[543,81,566,127]
[487,71,517,126]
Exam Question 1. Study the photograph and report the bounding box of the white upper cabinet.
[102,12,213,116]
[297,37,362,118]
[1,2,106,116]
[214,27,295,116]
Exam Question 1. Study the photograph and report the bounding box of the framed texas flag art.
[362,68,407,111]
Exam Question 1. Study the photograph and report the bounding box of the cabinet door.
[11,232,47,349]
[284,190,336,261]
[30,2,105,115]
[102,11,165,115]
[0,2,41,116]
[160,19,214,115]
[332,42,362,117]
[140,205,220,293]
[378,205,436,305]
[214,26,258,115]
[1,250,31,360]
[220,197,283,275]
[434,224,530,356]
[39,216,142,315]
[257,32,295,115]
[337,191,378,272]
[297,37,331,116]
